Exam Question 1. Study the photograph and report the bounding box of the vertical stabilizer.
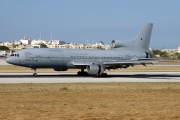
[134,23,153,49]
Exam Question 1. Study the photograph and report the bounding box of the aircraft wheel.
[77,71,81,76]
[97,73,108,77]
[103,73,108,77]
[97,74,101,77]
[78,71,88,76]
[83,72,88,76]
[33,73,37,77]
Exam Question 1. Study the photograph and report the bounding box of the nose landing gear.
[32,68,37,77]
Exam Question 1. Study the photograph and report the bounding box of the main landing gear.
[97,73,108,77]
[77,69,108,77]
[77,69,88,76]
[32,68,37,77]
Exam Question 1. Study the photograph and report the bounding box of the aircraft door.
[25,52,33,60]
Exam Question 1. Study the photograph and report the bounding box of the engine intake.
[112,40,130,48]
[86,64,105,74]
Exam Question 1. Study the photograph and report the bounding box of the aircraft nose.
[6,57,20,65]
[6,57,11,63]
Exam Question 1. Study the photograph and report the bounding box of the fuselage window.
[17,54,19,57]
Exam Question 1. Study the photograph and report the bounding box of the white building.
[178,47,180,53]
[31,40,66,48]
[162,49,178,53]
[0,42,4,46]
[31,40,47,45]
[3,42,12,47]
[12,40,22,45]
[20,39,31,45]
[49,40,66,45]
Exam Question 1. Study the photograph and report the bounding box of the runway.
[0,57,9,65]
[0,72,180,83]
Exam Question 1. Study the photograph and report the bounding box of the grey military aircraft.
[6,23,158,77]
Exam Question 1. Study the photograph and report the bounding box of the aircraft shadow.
[0,73,180,78]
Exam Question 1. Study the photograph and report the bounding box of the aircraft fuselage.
[6,47,146,69]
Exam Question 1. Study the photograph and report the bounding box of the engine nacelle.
[53,67,68,71]
[111,40,130,48]
[86,64,105,74]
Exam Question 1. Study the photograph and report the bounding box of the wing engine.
[86,64,105,74]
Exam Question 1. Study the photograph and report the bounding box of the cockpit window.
[10,54,19,57]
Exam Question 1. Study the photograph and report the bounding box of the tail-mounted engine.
[111,40,130,48]
[86,64,105,74]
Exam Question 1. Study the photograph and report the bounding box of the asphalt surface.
[0,57,9,65]
[1,58,180,83]
[0,72,180,83]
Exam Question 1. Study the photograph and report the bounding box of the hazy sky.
[0,0,180,49]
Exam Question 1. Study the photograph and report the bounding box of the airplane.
[6,23,159,77]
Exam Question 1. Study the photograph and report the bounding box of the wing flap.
[104,58,160,65]
[71,58,160,66]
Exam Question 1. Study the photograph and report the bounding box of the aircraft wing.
[71,61,102,66]
[72,58,161,66]
[104,58,161,65]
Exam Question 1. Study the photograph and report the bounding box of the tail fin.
[134,23,153,49]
